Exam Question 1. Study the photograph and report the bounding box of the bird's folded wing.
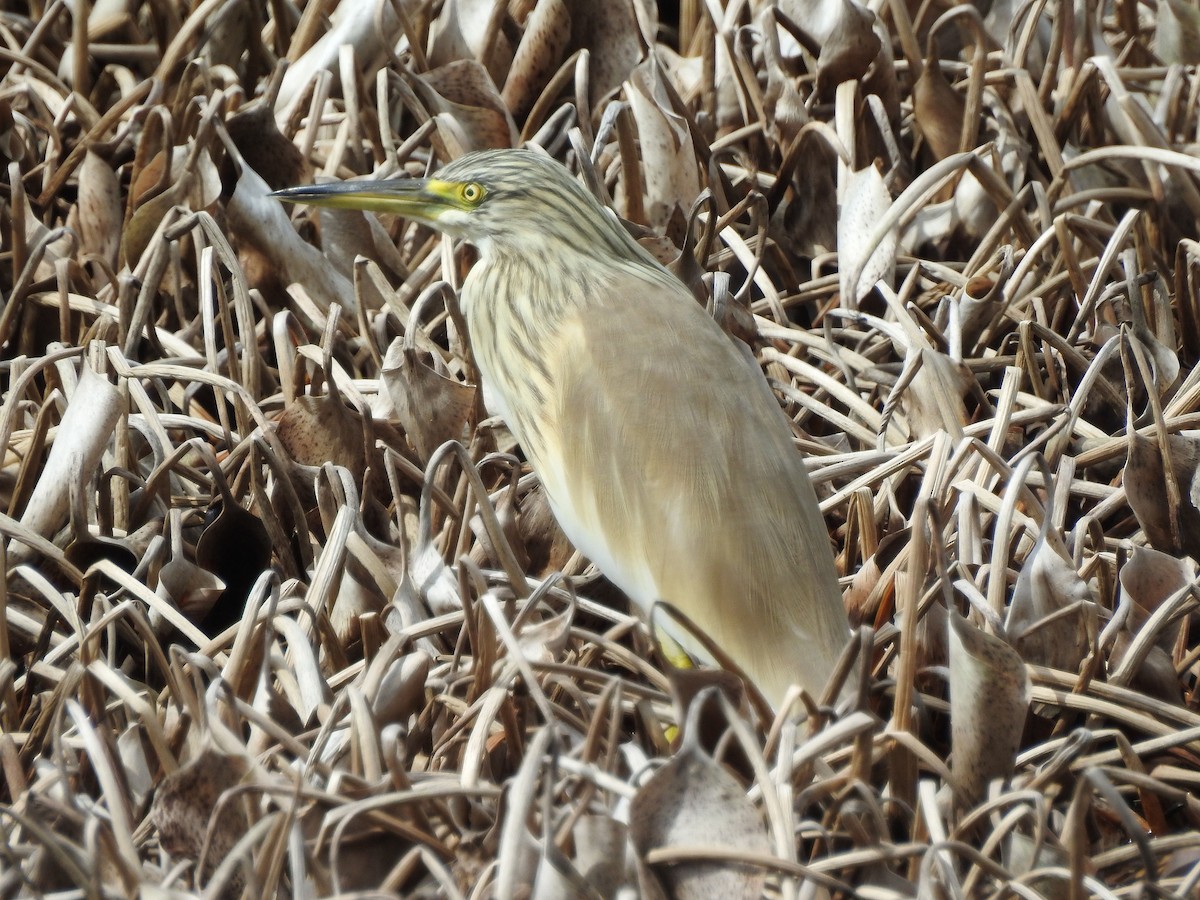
[535,269,849,703]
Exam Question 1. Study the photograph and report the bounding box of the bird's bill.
[270,178,469,221]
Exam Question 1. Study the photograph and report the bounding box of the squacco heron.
[274,149,852,710]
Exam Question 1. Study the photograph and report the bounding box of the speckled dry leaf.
[629,726,769,899]
[151,749,250,890]
[502,0,571,122]
[276,392,367,476]
[1155,0,1200,65]
[947,610,1029,806]
[564,0,644,104]
[14,362,122,566]
[570,815,631,897]
[75,149,122,267]
[625,59,700,234]
[1007,529,1092,674]
[381,338,476,463]
[1124,429,1200,559]
[413,60,518,152]
[839,162,895,304]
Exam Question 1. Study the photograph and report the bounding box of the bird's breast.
[461,261,578,467]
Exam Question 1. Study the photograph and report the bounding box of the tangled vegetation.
[1,0,1200,896]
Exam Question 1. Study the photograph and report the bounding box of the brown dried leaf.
[1003,831,1070,900]
[369,650,432,724]
[502,0,571,122]
[470,484,531,571]
[200,0,261,71]
[15,363,122,566]
[948,610,1030,807]
[629,718,769,899]
[151,749,250,889]
[1007,530,1092,674]
[760,10,809,145]
[194,497,272,634]
[225,104,309,192]
[75,149,122,267]
[414,60,518,153]
[519,484,576,577]
[903,349,972,441]
[429,0,514,85]
[839,162,896,304]
[1124,429,1200,559]
[121,188,175,268]
[1119,545,1195,650]
[564,0,644,104]
[157,510,226,623]
[625,59,701,235]
[276,392,367,476]
[815,0,881,95]
[514,595,574,666]
[913,58,965,162]
[277,0,403,107]
[122,147,221,265]
[381,338,476,463]
[1110,545,1192,700]
[229,165,353,312]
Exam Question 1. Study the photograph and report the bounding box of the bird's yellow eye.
[460,182,485,204]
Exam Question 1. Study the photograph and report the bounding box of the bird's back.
[466,253,851,709]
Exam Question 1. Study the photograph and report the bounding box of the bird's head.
[272,149,637,261]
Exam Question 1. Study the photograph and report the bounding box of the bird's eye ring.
[460,182,485,203]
